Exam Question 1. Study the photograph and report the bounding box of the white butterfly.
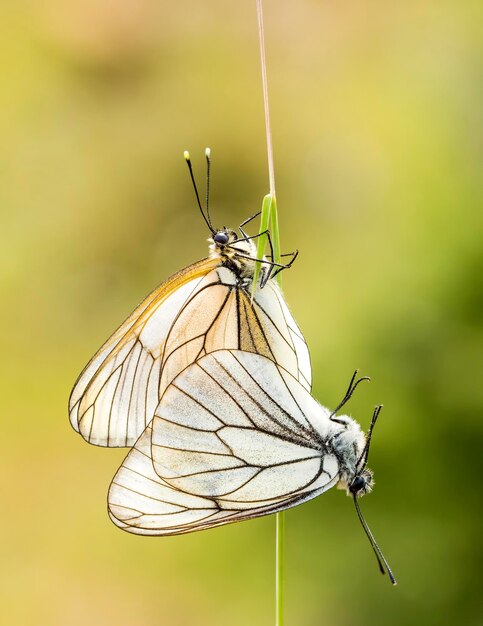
[108,349,396,584]
[69,151,308,447]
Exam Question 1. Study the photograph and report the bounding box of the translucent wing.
[69,257,220,447]
[251,278,311,392]
[157,266,312,399]
[108,350,336,535]
[70,261,311,448]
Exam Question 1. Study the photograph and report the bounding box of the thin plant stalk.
[257,0,276,197]
[269,195,284,626]
[252,193,285,625]
[275,507,285,626]
[254,2,285,625]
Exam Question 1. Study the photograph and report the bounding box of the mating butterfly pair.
[69,151,395,584]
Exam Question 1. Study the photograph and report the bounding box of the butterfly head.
[209,229,240,260]
[211,229,238,247]
[348,467,374,498]
[209,229,262,279]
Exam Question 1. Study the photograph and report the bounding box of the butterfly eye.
[214,232,229,244]
[349,475,366,494]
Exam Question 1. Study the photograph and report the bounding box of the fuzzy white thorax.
[325,415,367,492]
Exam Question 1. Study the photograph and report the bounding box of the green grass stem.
[251,192,284,625]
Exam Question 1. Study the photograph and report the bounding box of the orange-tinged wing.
[157,265,312,401]
[69,257,220,447]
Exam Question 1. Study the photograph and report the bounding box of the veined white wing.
[157,265,311,404]
[69,259,311,448]
[69,257,218,447]
[108,350,338,535]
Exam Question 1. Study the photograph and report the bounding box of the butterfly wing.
[69,257,220,447]
[70,261,312,447]
[252,279,312,391]
[108,350,337,535]
[157,266,312,399]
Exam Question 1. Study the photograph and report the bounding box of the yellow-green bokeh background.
[1,1,481,624]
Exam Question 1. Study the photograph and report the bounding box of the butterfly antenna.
[329,370,371,421]
[353,495,397,585]
[356,405,382,473]
[184,150,215,234]
[205,147,213,230]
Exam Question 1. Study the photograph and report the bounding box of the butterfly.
[69,149,309,447]
[108,349,396,584]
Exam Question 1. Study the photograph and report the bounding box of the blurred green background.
[1,1,481,624]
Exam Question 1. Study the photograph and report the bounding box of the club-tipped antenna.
[329,370,371,421]
[356,405,382,473]
[184,150,215,234]
[205,147,213,231]
[353,495,397,585]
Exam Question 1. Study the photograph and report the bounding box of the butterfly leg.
[261,231,299,286]
[227,252,290,269]
[227,250,297,288]
[259,229,276,287]
[227,231,298,288]
[235,229,284,287]
[229,229,275,287]
[270,249,299,281]
[238,211,262,239]
[235,227,270,247]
